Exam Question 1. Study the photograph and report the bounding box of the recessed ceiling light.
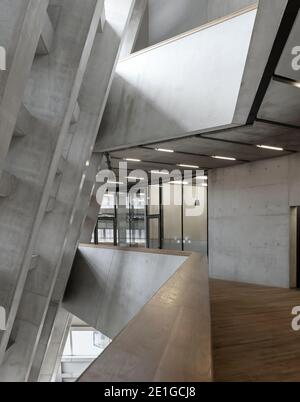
[124,158,141,162]
[256,145,284,151]
[212,156,236,161]
[151,170,169,175]
[155,148,174,153]
[177,164,200,169]
[170,180,189,185]
[126,176,145,181]
[107,180,124,185]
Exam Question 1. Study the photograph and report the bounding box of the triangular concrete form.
[77,250,212,382]
[63,245,188,339]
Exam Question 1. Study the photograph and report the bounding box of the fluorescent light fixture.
[155,148,174,153]
[177,164,199,169]
[212,156,236,161]
[170,180,189,185]
[126,176,145,181]
[202,183,208,187]
[124,158,141,162]
[104,194,114,197]
[196,175,208,180]
[107,180,124,185]
[151,170,169,175]
[256,145,284,151]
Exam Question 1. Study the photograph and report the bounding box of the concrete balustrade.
[69,247,212,383]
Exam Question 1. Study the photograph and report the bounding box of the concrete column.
[29,305,72,383]
[30,154,103,382]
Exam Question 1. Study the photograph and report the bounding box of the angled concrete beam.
[119,0,148,59]
[233,0,289,124]
[36,12,54,56]
[31,155,103,382]
[27,0,136,382]
[0,0,135,382]
[28,304,71,383]
[0,0,49,179]
[0,0,105,375]
[276,11,300,82]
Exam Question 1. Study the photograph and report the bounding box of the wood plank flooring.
[210,279,300,382]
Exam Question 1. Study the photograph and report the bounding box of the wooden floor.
[210,279,300,382]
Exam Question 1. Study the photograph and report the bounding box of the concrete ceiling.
[108,120,297,173]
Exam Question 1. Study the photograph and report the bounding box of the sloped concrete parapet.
[77,249,212,382]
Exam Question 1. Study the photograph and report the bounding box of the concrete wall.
[146,0,256,46]
[209,153,300,288]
